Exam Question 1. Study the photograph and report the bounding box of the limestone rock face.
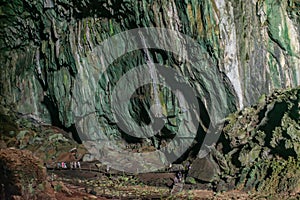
[1,0,299,121]
[0,0,299,188]
[1,1,299,128]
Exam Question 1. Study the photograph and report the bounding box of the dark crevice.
[197,98,210,129]
[42,96,61,127]
[289,100,300,121]
[258,102,288,146]
[231,148,242,168]
[66,124,82,144]
[120,131,145,144]
[270,139,297,159]
[217,132,231,154]
[42,95,82,144]
[257,105,267,122]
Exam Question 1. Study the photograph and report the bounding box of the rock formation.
[1,0,299,137]
[0,0,299,195]
[189,87,300,194]
[0,148,55,200]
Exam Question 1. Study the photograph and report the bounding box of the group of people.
[70,161,81,169]
[57,162,67,169]
[56,161,81,169]
[173,171,183,184]
[54,147,82,169]
[173,161,191,184]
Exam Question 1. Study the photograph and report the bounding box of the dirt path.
[47,162,299,200]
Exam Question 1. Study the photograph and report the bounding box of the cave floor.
[47,162,297,200]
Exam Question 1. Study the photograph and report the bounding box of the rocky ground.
[47,165,298,199]
[0,147,299,199]
[0,88,299,199]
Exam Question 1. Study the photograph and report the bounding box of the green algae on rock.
[0,0,299,194]
[0,0,299,130]
[213,87,300,194]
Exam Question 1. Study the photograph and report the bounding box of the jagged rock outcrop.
[188,87,300,194]
[222,87,300,194]
[0,104,87,165]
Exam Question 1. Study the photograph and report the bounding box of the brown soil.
[49,165,300,200]
[1,149,298,199]
[0,148,51,199]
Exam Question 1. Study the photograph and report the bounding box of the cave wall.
[0,0,299,135]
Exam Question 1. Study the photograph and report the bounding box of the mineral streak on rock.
[0,0,299,132]
[0,0,299,195]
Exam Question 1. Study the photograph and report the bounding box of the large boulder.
[188,154,219,183]
[0,148,55,200]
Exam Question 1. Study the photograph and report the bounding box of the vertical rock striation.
[0,0,299,173]
[1,0,298,122]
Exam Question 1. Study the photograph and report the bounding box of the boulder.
[188,154,219,182]
[0,148,55,200]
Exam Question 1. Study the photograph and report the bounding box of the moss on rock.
[215,87,300,194]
